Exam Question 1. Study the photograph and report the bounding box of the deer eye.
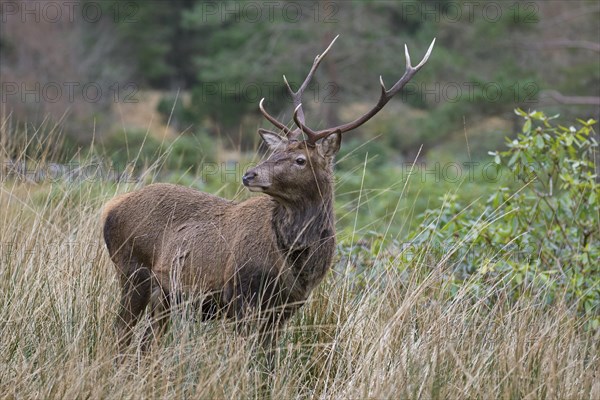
[295,157,306,166]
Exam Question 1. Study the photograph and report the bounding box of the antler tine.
[284,35,339,120]
[292,104,318,139]
[387,38,436,95]
[259,98,292,135]
[304,37,436,144]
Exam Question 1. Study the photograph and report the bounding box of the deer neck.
[271,184,334,253]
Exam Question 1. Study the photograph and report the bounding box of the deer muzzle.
[242,170,268,192]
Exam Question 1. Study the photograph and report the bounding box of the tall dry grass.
[0,119,598,399]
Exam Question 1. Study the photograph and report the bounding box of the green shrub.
[412,110,599,323]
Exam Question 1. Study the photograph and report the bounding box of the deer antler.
[283,36,339,140]
[259,37,436,145]
[259,35,339,140]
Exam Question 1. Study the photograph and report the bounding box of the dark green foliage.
[412,110,599,324]
[157,94,199,132]
[108,0,199,88]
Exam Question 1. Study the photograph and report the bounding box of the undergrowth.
[0,111,598,399]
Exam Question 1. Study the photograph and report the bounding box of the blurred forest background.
[2,0,599,238]
[2,0,598,157]
[0,3,599,393]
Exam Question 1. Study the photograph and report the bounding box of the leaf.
[531,111,544,119]
[565,135,574,146]
[535,135,544,149]
[489,151,501,165]
[523,119,532,134]
[508,151,520,167]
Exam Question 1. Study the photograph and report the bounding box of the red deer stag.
[102,36,435,351]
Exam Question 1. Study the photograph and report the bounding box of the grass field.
[0,121,598,399]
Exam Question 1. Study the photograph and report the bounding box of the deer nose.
[242,171,257,186]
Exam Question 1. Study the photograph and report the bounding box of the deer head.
[243,35,435,203]
[242,130,340,204]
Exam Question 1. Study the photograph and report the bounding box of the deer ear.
[259,129,288,151]
[317,131,341,158]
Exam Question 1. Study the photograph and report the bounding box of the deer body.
[103,136,339,349]
[102,36,434,350]
[103,180,335,310]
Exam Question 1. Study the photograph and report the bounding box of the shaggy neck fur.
[271,173,334,254]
